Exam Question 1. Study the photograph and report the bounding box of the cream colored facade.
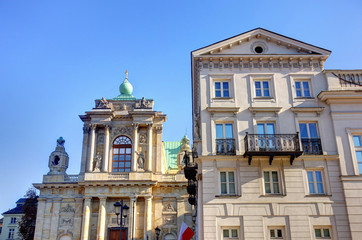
[192,28,361,239]
[34,77,193,240]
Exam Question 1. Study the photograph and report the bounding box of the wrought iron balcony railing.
[301,138,323,155]
[216,138,236,155]
[244,133,302,165]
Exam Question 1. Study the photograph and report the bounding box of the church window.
[112,136,132,172]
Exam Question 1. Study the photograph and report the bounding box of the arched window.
[112,136,132,172]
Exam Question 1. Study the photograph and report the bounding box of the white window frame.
[219,171,236,195]
[289,74,316,102]
[299,122,319,138]
[353,135,362,174]
[222,228,239,239]
[295,80,312,98]
[254,80,271,97]
[209,75,234,103]
[307,169,326,195]
[249,74,276,102]
[346,128,362,175]
[314,226,332,239]
[268,227,285,239]
[215,81,231,98]
[8,228,15,239]
[263,171,281,195]
[10,217,16,224]
[216,123,234,139]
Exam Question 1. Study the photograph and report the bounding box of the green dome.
[119,79,133,95]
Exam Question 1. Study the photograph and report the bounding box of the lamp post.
[114,200,129,240]
[155,226,161,240]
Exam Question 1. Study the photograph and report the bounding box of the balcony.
[216,138,236,155]
[244,133,302,165]
[301,138,323,155]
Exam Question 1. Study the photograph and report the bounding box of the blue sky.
[1,0,362,212]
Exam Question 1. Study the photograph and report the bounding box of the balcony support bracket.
[248,156,252,165]
[269,156,274,165]
[290,155,295,165]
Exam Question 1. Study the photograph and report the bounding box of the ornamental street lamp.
[155,226,161,240]
[114,200,129,240]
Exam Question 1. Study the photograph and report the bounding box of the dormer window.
[112,136,132,172]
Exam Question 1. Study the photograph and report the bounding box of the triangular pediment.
[192,28,331,57]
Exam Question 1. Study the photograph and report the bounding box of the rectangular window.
[223,228,239,239]
[255,80,270,97]
[215,81,230,98]
[10,217,16,224]
[264,171,280,194]
[216,124,233,139]
[216,123,235,155]
[353,135,362,174]
[8,229,15,239]
[220,171,236,195]
[299,123,318,138]
[257,123,276,149]
[314,227,332,239]
[307,170,325,194]
[269,227,284,239]
[295,80,311,97]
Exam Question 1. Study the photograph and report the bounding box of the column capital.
[84,196,92,201]
[104,124,111,130]
[156,126,163,133]
[144,195,153,200]
[83,125,91,134]
[132,123,139,130]
[98,196,107,201]
[147,123,153,129]
[90,124,97,130]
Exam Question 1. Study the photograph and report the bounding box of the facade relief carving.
[112,127,132,138]
[139,133,147,144]
[60,204,75,213]
[60,217,73,226]
[163,203,176,212]
[163,215,176,225]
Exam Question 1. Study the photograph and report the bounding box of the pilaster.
[80,125,90,173]
[49,198,62,240]
[147,124,153,172]
[34,198,46,240]
[81,197,92,240]
[103,125,110,172]
[97,196,107,240]
[144,196,153,240]
[176,197,186,233]
[73,198,84,240]
[132,123,139,171]
[87,124,96,172]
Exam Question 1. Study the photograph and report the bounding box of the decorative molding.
[290,107,324,116]
[206,107,240,114]
[248,107,282,115]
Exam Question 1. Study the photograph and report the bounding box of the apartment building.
[191,28,361,239]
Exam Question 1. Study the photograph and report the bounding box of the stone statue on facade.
[96,97,111,109]
[177,135,192,172]
[93,152,102,172]
[135,151,145,170]
[134,97,152,109]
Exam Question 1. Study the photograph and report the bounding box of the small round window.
[254,46,264,53]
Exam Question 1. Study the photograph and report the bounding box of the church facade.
[191,28,362,239]
[33,74,193,240]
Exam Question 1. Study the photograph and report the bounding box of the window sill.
[295,97,315,99]
[215,194,241,198]
[254,97,274,99]
[305,194,331,197]
[213,97,233,100]
[259,194,286,197]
